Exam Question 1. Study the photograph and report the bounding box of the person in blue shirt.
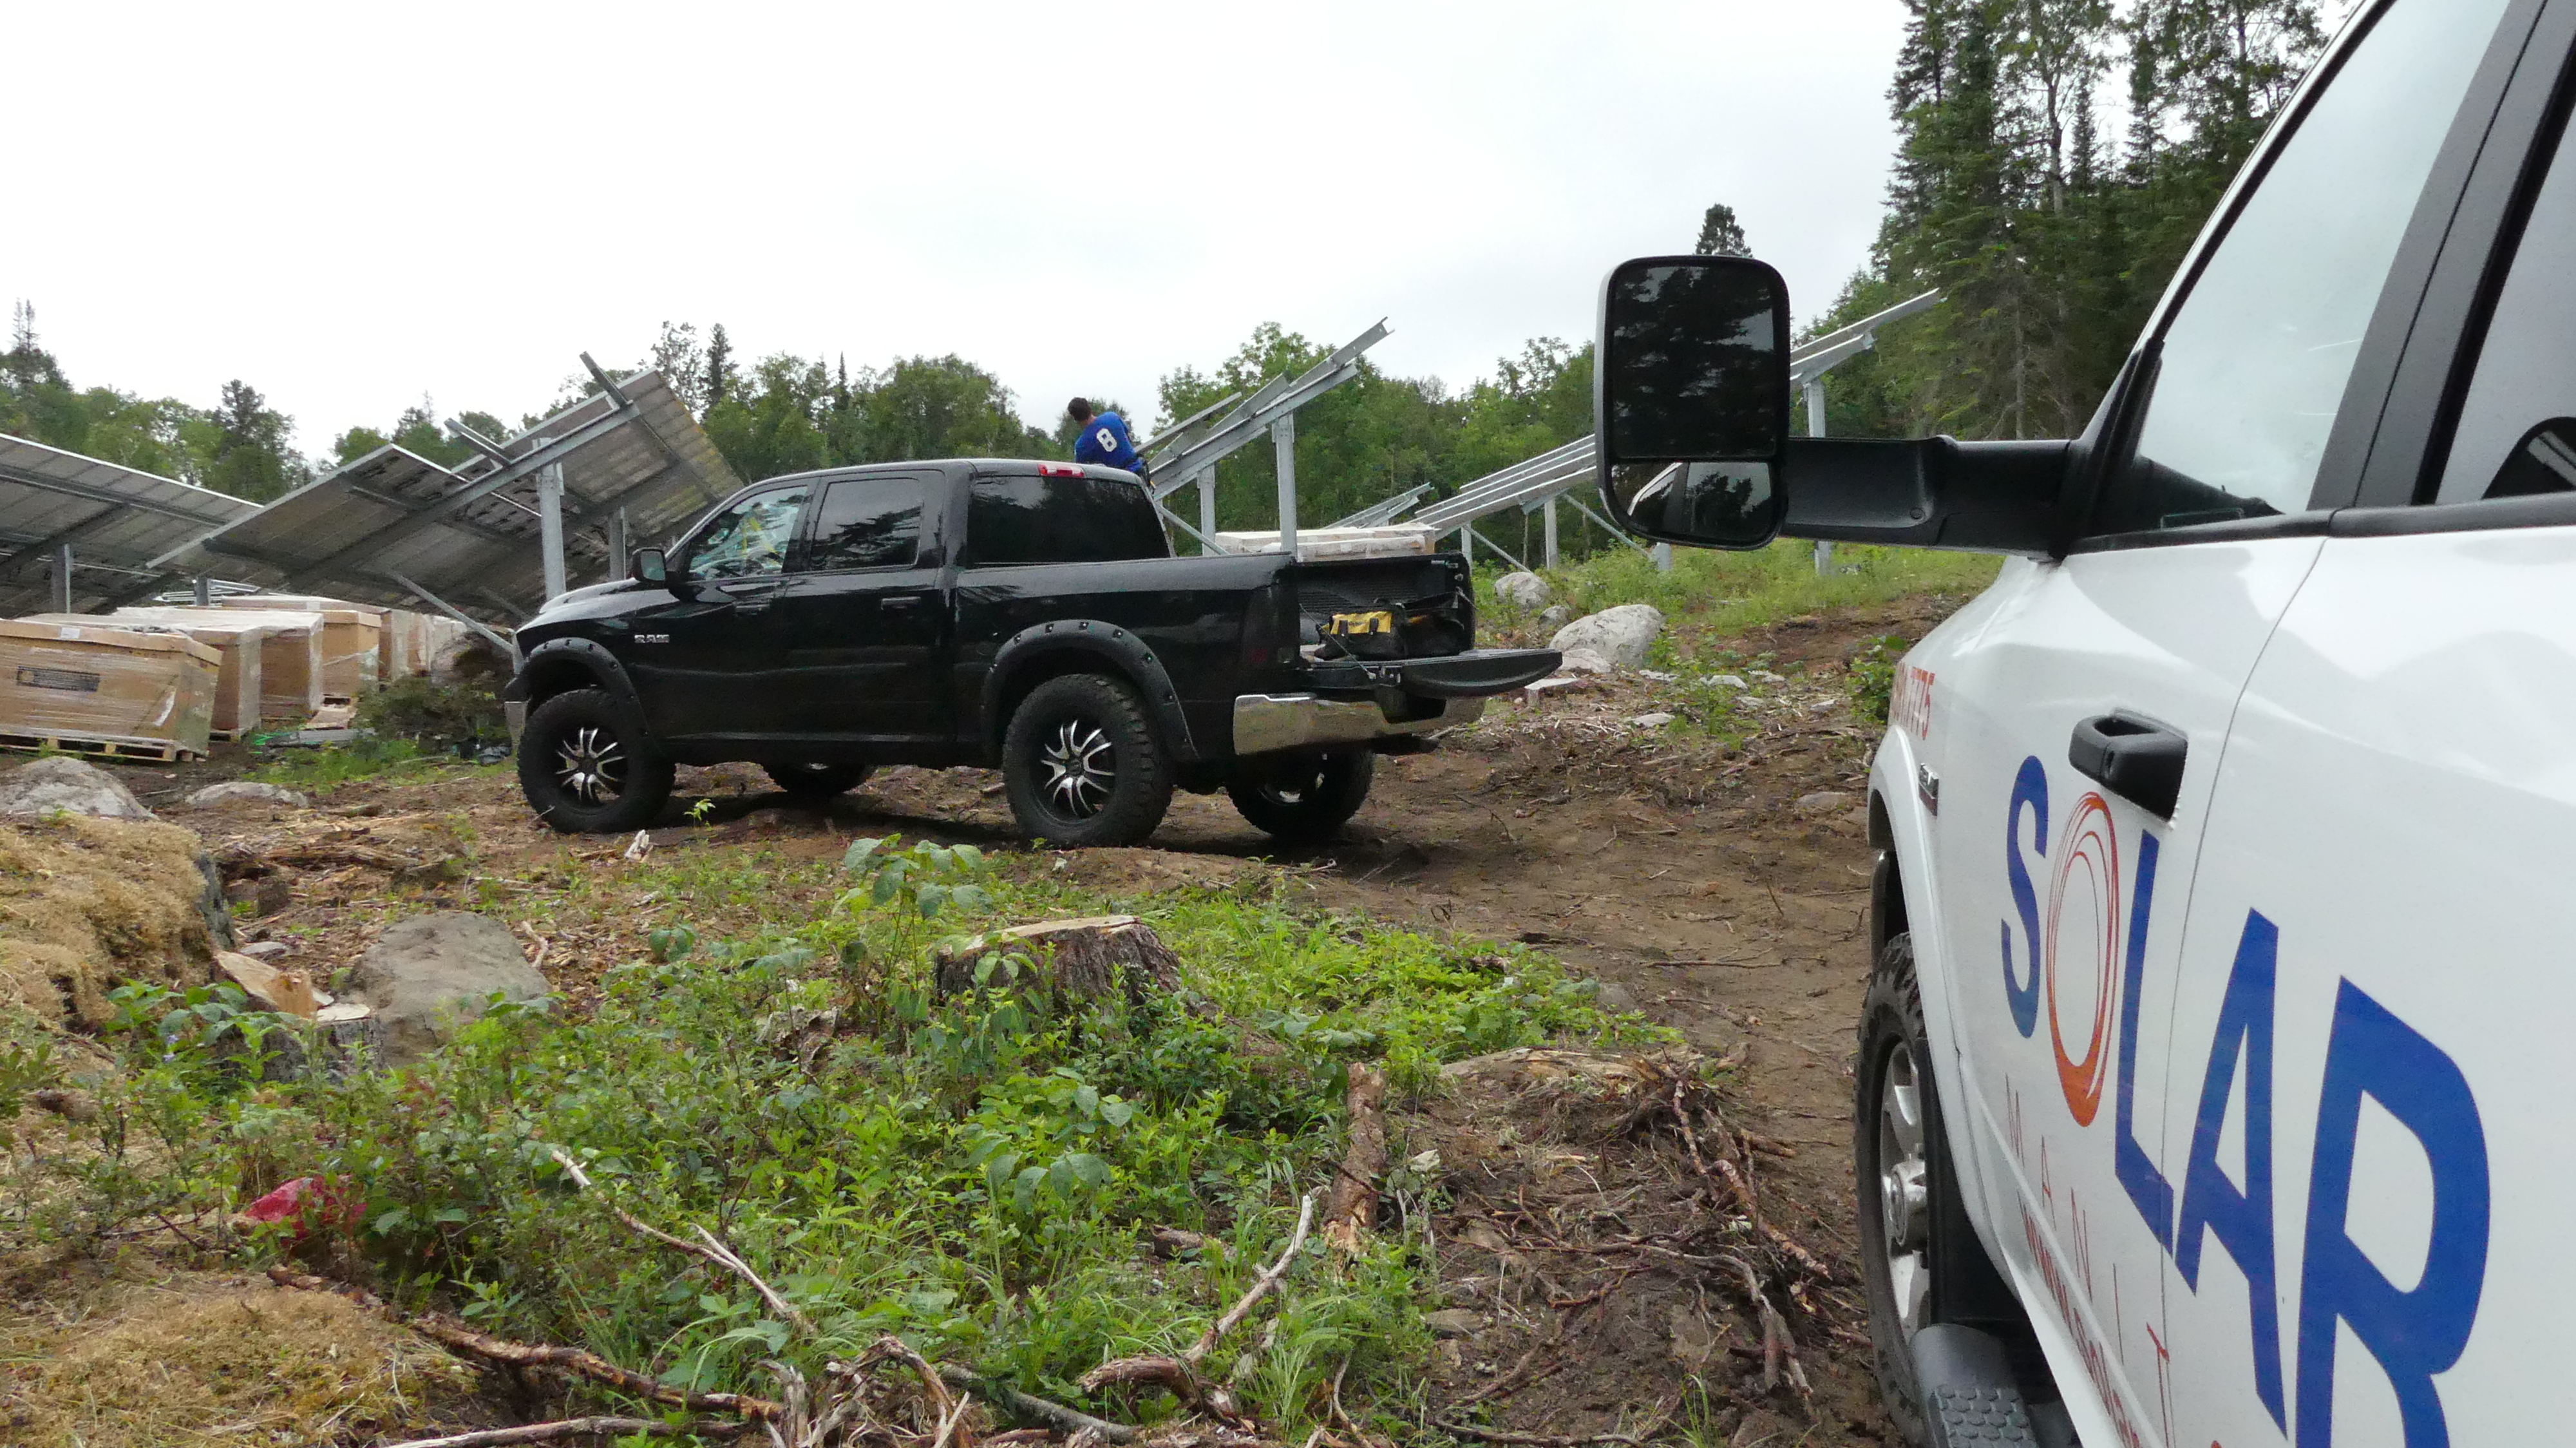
[1067,397,1148,478]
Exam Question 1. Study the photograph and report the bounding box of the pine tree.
[703,324,737,411]
[1693,204,1750,256]
[8,301,32,354]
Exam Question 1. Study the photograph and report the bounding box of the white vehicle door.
[1921,1,2518,1440]
[2159,3,2576,1442]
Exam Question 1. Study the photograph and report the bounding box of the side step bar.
[1910,1324,2080,1448]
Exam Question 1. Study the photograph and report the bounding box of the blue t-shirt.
[1072,412,1143,472]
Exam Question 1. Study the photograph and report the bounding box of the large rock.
[1548,604,1665,674]
[346,912,547,1065]
[188,781,311,810]
[1491,571,1553,609]
[0,756,154,821]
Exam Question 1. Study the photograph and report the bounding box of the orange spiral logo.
[2044,792,2121,1126]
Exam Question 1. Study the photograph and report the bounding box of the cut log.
[1322,1062,1388,1251]
[215,949,321,1017]
[931,915,1183,1004]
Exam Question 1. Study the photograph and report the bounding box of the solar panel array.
[156,368,737,622]
[0,435,258,616]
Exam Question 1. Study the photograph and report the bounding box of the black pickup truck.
[502,459,1558,846]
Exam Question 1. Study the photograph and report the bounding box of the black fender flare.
[511,638,659,744]
[982,620,1200,763]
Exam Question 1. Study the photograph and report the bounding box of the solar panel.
[155,368,739,624]
[0,434,259,616]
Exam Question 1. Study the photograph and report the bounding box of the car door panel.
[623,485,810,741]
[2157,529,2564,1447]
[768,473,948,741]
[1929,538,2322,1448]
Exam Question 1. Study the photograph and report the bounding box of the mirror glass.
[1600,257,1788,461]
[1606,461,1779,548]
[630,547,668,584]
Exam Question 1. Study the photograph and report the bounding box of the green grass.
[14,839,1660,1443]
[1486,538,2000,639]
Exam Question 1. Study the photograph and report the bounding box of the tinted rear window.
[965,473,1168,565]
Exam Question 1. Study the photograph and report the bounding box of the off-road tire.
[518,688,674,834]
[1857,930,1951,1446]
[764,762,872,800]
[1226,750,1375,843]
[1001,673,1174,848]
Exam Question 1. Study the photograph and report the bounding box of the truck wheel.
[1002,674,1174,848]
[1857,931,2006,1445]
[1226,750,1374,843]
[518,689,674,834]
[764,762,872,799]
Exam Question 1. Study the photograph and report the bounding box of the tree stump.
[931,915,1184,1006]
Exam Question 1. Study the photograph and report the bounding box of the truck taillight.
[1240,581,1298,668]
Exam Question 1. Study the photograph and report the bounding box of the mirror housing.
[630,547,670,585]
[1595,254,1792,549]
[1592,252,2067,557]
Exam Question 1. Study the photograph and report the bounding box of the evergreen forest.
[1,0,2333,554]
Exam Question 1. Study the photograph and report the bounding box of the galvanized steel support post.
[1806,379,1832,576]
[1542,495,1559,569]
[1198,466,1217,551]
[1271,415,1297,557]
[50,544,71,613]
[193,575,212,606]
[606,508,629,584]
[537,461,567,602]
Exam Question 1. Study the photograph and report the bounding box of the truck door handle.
[2069,712,2188,819]
[882,595,922,613]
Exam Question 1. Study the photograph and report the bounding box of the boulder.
[1625,712,1677,729]
[1795,790,1855,814]
[1491,571,1553,609]
[1547,604,1665,673]
[0,756,153,821]
[189,781,310,810]
[1537,604,1572,631]
[346,912,547,1065]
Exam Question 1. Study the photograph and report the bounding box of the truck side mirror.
[1594,254,1792,549]
[630,547,670,585]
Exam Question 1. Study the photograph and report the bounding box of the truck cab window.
[686,486,809,580]
[2094,0,2507,535]
[807,476,926,571]
[965,473,1168,566]
[2436,112,2576,502]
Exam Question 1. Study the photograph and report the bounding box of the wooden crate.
[211,596,383,698]
[93,607,326,723]
[31,611,269,736]
[0,620,218,757]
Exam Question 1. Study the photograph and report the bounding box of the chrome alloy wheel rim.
[553,725,626,805]
[1039,718,1115,819]
[1877,1040,1932,1338]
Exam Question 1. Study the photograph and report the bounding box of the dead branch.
[381,1418,746,1447]
[1729,1255,1811,1398]
[410,1315,786,1421]
[1430,1402,1678,1447]
[1321,1064,1388,1253]
[264,1266,784,1420]
[547,1147,816,1335]
[1190,1188,1321,1366]
[939,1364,1137,1443]
[859,1332,961,1424]
[1079,1355,1213,1413]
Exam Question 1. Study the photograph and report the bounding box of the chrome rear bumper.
[1231,692,1484,757]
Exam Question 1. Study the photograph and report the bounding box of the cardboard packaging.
[0,620,218,756]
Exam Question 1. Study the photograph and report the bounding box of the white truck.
[1592,0,2575,1442]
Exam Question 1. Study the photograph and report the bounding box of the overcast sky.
[6,1,1909,455]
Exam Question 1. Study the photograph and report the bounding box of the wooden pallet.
[0,731,201,763]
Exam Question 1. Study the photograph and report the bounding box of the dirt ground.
[15,596,1960,1446]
